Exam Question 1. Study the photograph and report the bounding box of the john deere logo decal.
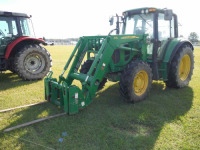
[121,36,139,39]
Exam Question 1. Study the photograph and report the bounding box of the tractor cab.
[110,8,179,80]
[122,8,178,59]
[111,8,178,59]
[0,11,35,55]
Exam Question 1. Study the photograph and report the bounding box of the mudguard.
[161,38,193,79]
[163,38,193,64]
[5,36,45,59]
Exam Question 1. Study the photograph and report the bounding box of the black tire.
[165,45,194,88]
[119,61,152,103]
[9,67,16,74]
[14,44,52,80]
[8,57,16,73]
[80,60,107,90]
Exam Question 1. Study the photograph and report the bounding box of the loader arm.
[45,34,148,115]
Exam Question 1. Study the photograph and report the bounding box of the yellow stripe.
[121,36,139,39]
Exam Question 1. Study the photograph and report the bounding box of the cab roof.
[0,11,30,18]
[123,7,174,16]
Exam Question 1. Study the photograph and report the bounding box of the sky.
[0,0,199,39]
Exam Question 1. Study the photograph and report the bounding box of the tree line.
[188,32,199,44]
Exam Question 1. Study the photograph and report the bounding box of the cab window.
[125,14,154,38]
[0,17,18,37]
[158,13,175,40]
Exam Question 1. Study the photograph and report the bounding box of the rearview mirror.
[109,16,114,26]
[164,9,173,20]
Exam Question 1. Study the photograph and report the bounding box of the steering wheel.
[0,29,5,37]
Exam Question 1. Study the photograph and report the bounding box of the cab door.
[157,13,176,60]
[0,17,18,56]
[151,11,177,80]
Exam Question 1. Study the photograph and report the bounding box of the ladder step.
[87,50,98,53]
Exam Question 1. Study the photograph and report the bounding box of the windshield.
[124,14,154,38]
[19,17,35,37]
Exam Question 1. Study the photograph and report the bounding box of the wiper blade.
[138,15,152,28]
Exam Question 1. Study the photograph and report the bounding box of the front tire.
[14,44,52,80]
[119,61,152,103]
[165,45,194,88]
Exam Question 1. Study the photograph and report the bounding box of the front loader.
[45,7,194,115]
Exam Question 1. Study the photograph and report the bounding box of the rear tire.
[80,60,107,90]
[14,44,52,80]
[165,45,194,88]
[8,57,16,73]
[119,61,152,103]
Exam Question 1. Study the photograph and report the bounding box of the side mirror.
[164,9,173,20]
[121,16,124,23]
[109,17,114,26]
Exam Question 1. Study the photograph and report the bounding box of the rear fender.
[163,38,193,64]
[168,40,194,63]
[5,36,46,59]
[162,38,193,76]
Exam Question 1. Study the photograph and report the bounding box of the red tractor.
[0,11,52,80]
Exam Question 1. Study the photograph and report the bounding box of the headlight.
[146,9,149,13]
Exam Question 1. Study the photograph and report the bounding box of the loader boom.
[45,35,147,114]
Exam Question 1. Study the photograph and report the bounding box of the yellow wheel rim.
[179,54,191,81]
[133,70,149,96]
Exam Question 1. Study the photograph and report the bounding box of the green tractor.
[45,8,194,114]
[0,11,52,80]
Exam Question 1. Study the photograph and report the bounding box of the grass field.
[0,46,200,150]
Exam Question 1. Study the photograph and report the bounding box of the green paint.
[44,34,150,114]
[44,7,192,114]
[163,38,180,63]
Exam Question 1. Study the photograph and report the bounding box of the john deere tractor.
[0,11,51,80]
[45,8,194,115]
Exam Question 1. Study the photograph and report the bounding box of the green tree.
[188,32,199,43]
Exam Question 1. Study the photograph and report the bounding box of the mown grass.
[0,46,200,150]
